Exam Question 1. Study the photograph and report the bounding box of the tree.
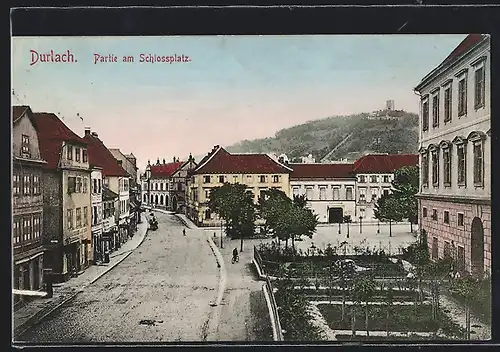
[390,166,419,232]
[208,183,256,250]
[332,260,356,322]
[374,193,404,237]
[259,189,318,253]
[451,275,476,339]
[382,282,395,336]
[292,194,308,208]
[352,276,377,336]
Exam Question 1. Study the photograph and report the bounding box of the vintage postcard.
[11,34,491,344]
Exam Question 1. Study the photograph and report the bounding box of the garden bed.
[262,259,407,278]
[301,288,425,301]
[317,304,463,337]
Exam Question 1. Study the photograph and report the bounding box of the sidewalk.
[13,219,149,339]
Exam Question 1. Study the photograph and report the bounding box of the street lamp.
[359,216,363,234]
[145,161,151,209]
[220,219,224,249]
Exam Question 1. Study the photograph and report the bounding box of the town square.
[12,33,491,343]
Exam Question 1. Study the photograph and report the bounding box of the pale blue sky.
[12,35,466,170]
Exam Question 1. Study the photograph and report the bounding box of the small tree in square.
[374,193,404,237]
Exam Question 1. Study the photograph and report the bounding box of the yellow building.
[186,145,292,227]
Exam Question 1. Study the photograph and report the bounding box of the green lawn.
[317,303,463,337]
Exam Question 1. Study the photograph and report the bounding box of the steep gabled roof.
[353,154,418,174]
[31,112,87,169]
[194,146,293,174]
[289,163,355,179]
[12,106,30,123]
[150,161,184,178]
[82,134,129,177]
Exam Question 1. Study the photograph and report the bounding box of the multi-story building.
[288,163,356,223]
[101,186,118,258]
[109,148,141,230]
[83,129,131,250]
[142,158,184,209]
[168,155,197,213]
[187,145,293,226]
[31,112,92,282]
[414,34,491,277]
[90,166,103,263]
[352,153,419,222]
[12,106,47,301]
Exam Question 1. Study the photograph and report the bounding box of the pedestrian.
[183,229,186,236]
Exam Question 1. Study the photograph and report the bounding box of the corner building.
[414,34,491,277]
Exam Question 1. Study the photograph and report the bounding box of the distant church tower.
[386,100,395,110]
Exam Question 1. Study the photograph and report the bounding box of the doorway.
[328,207,343,223]
[471,217,485,278]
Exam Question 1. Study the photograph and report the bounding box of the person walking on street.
[232,248,239,263]
[183,228,186,236]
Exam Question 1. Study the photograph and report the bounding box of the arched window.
[150,194,154,203]
[155,194,159,204]
[144,194,147,202]
[160,195,164,205]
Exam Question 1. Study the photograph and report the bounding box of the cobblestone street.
[16,212,220,343]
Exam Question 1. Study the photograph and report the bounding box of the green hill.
[226,110,419,162]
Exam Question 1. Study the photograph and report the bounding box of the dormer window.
[67,145,73,160]
[21,135,30,156]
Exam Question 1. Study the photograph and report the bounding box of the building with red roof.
[12,105,47,300]
[186,146,293,226]
[29,111,92,283]
[82,129,132,250]
[288,163,357,224]
[352,153,419,223]
[142,155,197,213]
[414,34,491,277]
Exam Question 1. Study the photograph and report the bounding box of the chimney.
[156,158,160,165]
[91,132,98,138]
[84,127,91,136]
[162,158,165,164]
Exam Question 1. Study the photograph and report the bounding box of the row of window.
[13,213,42,245]
[422,58,486,131]
[293,186,355,201]
[146,181,184,192]
[67,206,88,229]
[422,207,465,226]
[358,175,392,183]
[145,193,169,205]
[13,172,41,196]
[430,236,466,272]
[68,176,89,194]
[92,178,102,194]
[421,136,485,188]
[203,174,281,184]
[358,187,390,202]
[67,145,88,163]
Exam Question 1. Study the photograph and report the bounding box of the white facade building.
[414,34,491,277]
[289,163,356,223]
[352,154,419,222]
[90,167,103,263]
